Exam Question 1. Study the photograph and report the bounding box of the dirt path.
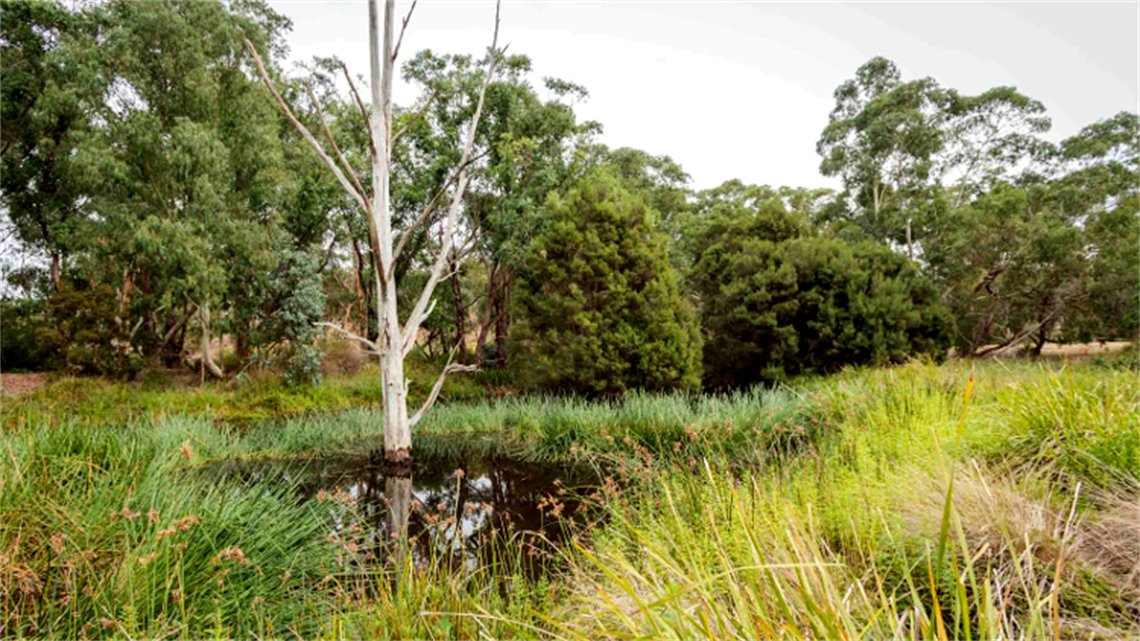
[1,372,50,398]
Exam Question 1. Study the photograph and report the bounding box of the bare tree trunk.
[199,304,224,380]
[451,256,467,364]
[50,252,61,290]
[906,217,913,261]
[369,0,412,465]
[495,265,509,367]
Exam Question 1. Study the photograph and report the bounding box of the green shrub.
[0,298,48,371]
[37,283,142,377]
[691,201,953,387]
[516,170,702,394]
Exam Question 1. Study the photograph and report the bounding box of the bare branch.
[401,6,502,354]
[389,147,493,278]
[341,62,377,158]
[303,83,371,213]
[244,40,370,217]
[316,322,379,353]
[391,0,418,62]
[160,301,198,348]
[391,88,437,147]
[408,344,479,428]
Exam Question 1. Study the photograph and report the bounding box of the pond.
[199,437,603,579]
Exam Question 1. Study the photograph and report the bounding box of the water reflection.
[202,444,599,577]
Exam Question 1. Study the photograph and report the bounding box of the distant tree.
[926,111,1139,356]
[516,170,702,394]
[691,194,952,388]
[817,57,1051,257]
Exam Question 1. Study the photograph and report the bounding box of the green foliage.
[517,170,702,394]
[692,195,952,388]
[233,248,327,386]
[37,283,142,377]
[0,299,48,371]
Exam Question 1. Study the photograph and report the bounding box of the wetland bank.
[3,358,1138,639]
[2,0,1137,638]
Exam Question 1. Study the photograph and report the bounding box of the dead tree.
[245,0,501,464]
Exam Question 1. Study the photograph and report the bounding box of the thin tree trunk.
[451,256,467,364]
[495,265,509,367]
[350,235,368,336]
[906,217,913,261]
[199,304,224,380]
[474,264,496,366]
[50,252,61,290]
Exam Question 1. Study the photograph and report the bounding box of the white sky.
[273,1,1138,190]
[274,1,1137,190]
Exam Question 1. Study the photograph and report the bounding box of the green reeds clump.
[0,417,334,639]
[554,366,1139,640]
[992,365,1140,487]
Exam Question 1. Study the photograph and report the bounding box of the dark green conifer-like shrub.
[692,200,952,388]
[517,170,702,394]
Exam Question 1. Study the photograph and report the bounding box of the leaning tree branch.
[408,342,479,428]
[389,146,493,279]
[341,62,377,158]
[391,0,418,63]
[303,83,371,214]
[316,322,379,354]
[245,41,369,216]
[400,18,502,356]
[391,88,437,147]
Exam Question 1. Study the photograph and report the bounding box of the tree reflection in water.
[203,444,599,578]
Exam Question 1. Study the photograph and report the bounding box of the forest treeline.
[2,0,1137,390]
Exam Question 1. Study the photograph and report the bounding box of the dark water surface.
[200,438,603,577]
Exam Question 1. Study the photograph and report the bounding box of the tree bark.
[474,264,496,366]
[369,0,412,463]
[495,265,509,367]
[50,252,61,290]
[451,256,467,364]
[198,304,225,380]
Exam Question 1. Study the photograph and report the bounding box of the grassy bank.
[2,358,1137,639]
[0,357,484,431]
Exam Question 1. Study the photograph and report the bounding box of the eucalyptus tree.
[1,0,104,288]
[247,0,503,463]
[817,57,1051,257]
[65,0,296,376]
[924,112,1139,356]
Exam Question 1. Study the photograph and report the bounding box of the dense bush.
[0,299,48,371]
[692,201,953,388]
[232,249,326,386]
[516,170,702,394]
[37,283,142,377]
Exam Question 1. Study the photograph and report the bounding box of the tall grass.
[2,358,1136,639]
[545,361,1139,640]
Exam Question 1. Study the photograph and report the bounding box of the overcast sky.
[254,2,1136,191]
[273,1,1137,189]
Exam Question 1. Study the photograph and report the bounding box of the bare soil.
[0,373,50,398]
[950,341,1133,360]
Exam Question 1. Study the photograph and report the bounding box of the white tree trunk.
[247,0,500,467]
[369,0,412,463]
